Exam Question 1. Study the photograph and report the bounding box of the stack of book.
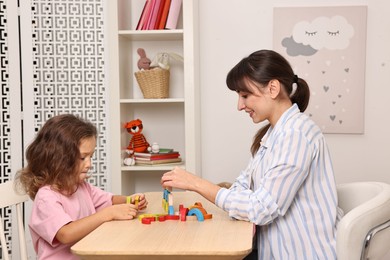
[134,150,181,165]
[136,0,182,30]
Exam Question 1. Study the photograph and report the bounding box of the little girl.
[15,114,148,260]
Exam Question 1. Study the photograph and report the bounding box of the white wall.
[198,0,390,185]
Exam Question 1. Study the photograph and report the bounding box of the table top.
[71,191,254,260]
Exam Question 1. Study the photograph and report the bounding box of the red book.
[148,0,162,30]
[134,151,180,160]
[136,0,152,30]
[154,0,166,29]
[157,0,171,29]
[145,0,157,30]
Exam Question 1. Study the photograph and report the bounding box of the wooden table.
[71,191,254,260]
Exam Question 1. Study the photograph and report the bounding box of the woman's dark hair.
[15,114,97,199]
[226,49,310,156]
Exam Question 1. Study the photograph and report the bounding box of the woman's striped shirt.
[215,104,339,260]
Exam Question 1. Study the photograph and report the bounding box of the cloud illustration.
[281,36,318,56]
[292,16,354,51]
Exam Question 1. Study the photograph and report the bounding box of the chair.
[0,180,29,260]
[337,181,390,260]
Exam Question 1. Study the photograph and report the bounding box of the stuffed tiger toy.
[124,119,150,153]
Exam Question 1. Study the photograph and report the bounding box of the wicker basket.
[134,68,170,98]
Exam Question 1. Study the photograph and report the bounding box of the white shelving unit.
[106,0,200,195]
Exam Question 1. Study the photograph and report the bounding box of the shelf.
[108,0,200,195]
[119,30,184,41]
[121,162,185,171]
[120,98,185,104]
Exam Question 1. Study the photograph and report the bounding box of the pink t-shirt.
[29,182,113,260]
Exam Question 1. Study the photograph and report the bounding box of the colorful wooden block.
[187,208,204,221]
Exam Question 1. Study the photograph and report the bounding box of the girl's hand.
[107,203,138,220]
[129,193,148,210]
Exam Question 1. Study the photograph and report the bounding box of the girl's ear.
[268,79,281,99]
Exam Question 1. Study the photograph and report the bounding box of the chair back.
[337,182,390,260]
[0,180,29,260]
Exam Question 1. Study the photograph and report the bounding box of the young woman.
[161,50,340,259]
[16,114,148,260]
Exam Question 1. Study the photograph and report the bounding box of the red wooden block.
[165,215,180,220]
[142,218,153,224]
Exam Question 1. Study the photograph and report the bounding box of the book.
[157,0,171,29]
[148,0,162,30]
[154,0,166,29]
[136,0,152,30]
[135,153,180,161]
[165,0,182,29]
[134,151,180,159]
[158,148,174,153]
[144,0,157,30]
[135,157,182,165]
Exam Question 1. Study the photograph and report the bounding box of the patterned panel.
[30,0,108,189]
[0,0,12,257]
[0,0,11,181]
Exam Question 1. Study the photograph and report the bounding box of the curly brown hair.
[15,114,97,199]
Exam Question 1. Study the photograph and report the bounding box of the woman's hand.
[161,166,222,204]
[161,167,199,191]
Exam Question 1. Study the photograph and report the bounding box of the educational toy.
[138,189,213,224]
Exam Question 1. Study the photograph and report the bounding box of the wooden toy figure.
[124,119,150,153]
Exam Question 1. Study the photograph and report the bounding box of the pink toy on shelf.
[136,48,151,70]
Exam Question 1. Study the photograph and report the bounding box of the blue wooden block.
[187,208,204,221]
[168,205,175,215]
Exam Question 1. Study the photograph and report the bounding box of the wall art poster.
[273,6,367,133]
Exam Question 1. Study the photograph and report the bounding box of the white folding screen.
[21,0,110,189]
[1,0,24,259]
[1,0,110,258]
